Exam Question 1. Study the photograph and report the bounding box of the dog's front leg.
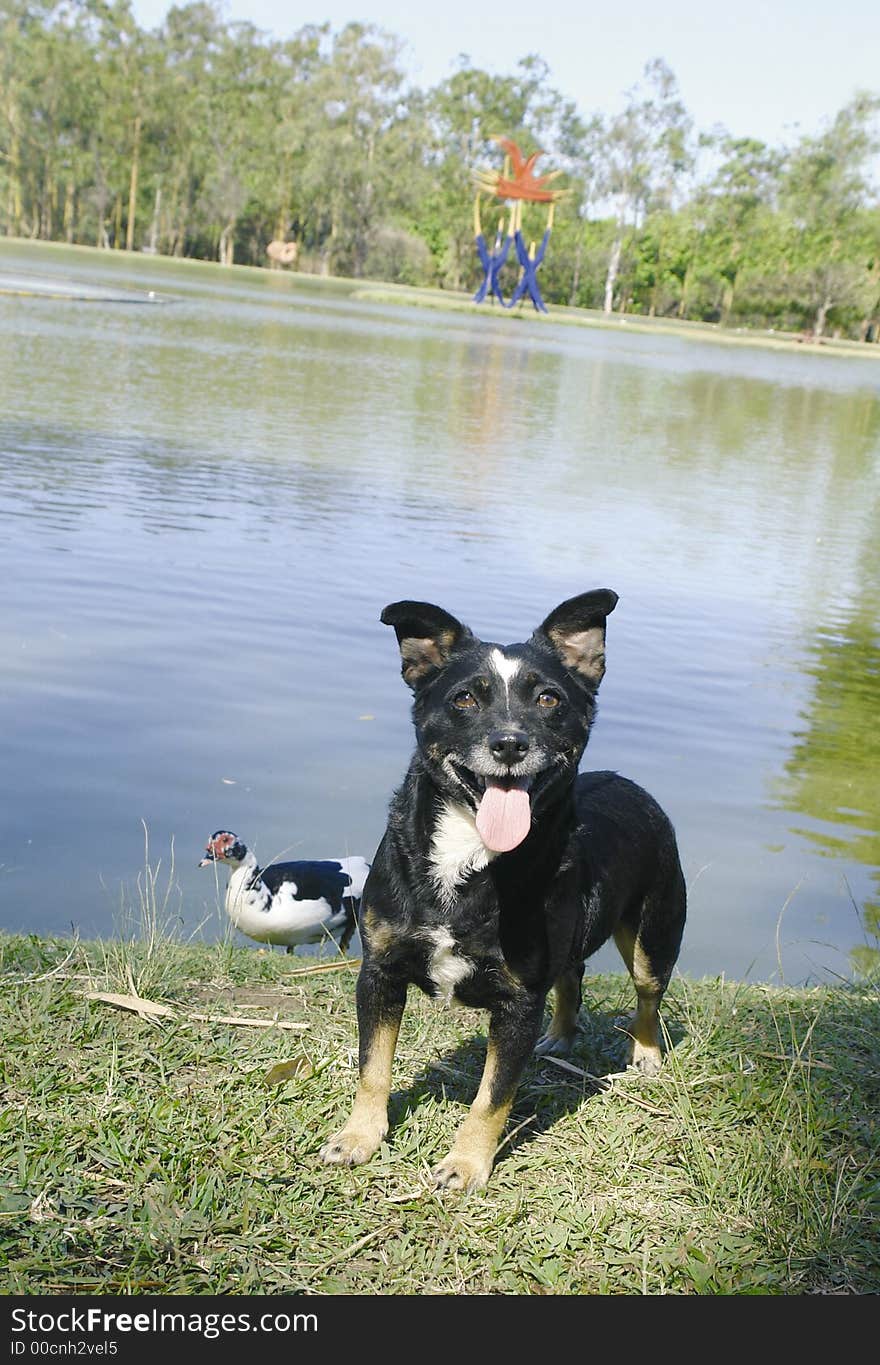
[433,993,544,1193]
[320,962,406,1167]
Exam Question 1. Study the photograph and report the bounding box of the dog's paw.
[629,1045,662,1077]
[616,1013,663,1076]
[534,1031,575,1057]
[319,1126,384,1167]
[431,1150,493,1193]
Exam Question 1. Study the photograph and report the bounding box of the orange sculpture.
[473,136,566,203]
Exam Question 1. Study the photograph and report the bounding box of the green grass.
[1,929,878,1295]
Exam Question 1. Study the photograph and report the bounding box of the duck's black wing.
[258,859,352,914]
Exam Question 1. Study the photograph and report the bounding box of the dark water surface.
[2,240,879,983]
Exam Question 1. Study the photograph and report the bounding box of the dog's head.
[381,591,618,853]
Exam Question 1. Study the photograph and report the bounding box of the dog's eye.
[452,690,478,710]
[537,690,561,709]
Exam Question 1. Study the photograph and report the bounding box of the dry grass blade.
[84,991,175,1018]
[186,1012,307,1031]
[320,1223,401,1268]
[541,1054,669,1114]
[84,992,307,1030]
[284,958,361,977]
[754,1050,834,1069]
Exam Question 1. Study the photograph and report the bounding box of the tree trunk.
[321,208,339,276]
[720,279,735,326]
[446,233,463,291]
[677,262,692,318]
[814,294,832,338]
[172,220,187,256]
[569,232,583,307]
[219,222,235,266]
[164,166,187,256]
[93,145,108,248]
[146,183,161,253]
[274,159,290,243]
[356,132,375,279]
[63,180,75,242]
[113,195,123,248]
[126,113,141,251]
[603,232,623,314]
[6,112,22,235]
[41,172,55,239]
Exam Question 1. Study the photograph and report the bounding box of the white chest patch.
[424,927,475,1006]
[429,800,497,907]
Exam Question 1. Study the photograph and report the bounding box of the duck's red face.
[199,831,243,866]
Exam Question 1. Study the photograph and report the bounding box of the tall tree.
[84,0,157,250]
[695,135,781,323]
[779,93,880,336]
[151,2,228,256]
[195,21,280,265]
[298,23,419,277]
[599,59,693,314]
[262,24,326,249]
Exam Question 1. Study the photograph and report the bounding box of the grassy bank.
[1,930,878,1295]
[353,282,880,360]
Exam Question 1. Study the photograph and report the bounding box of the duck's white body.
[225,850,370,947]
[200,831,370,951]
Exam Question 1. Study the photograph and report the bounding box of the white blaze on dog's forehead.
[489,648,521,686]
[489,648,522,709]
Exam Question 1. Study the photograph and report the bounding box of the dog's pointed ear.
[381,601,474,688]
[532,590,619,685]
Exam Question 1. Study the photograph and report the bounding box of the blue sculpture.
[473,199,513,305]
[507,223,551,313]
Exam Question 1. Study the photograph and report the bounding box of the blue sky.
[128,0,879,148]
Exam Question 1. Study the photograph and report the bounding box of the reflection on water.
[776,536,880,975]
[1,239,879,983]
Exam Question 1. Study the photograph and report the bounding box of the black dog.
[321,592,686,1191]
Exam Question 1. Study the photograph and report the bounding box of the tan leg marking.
[432,1041,512,1192]
[361,905,395,956]
[614,925,663,1075]
[535,967,581,1056]
[320,1016,401,1166]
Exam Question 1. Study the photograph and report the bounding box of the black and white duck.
[199,830,370,952]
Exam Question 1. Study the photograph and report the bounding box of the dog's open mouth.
[449,764,538,853]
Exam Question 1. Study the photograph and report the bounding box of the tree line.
[3,0,880,339]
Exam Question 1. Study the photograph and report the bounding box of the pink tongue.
[475,780,532,853]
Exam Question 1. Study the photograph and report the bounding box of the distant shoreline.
[3,235,880,362]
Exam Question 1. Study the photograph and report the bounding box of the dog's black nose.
[488,729,530,765]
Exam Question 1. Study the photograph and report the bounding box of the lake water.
[2,239,879,984]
